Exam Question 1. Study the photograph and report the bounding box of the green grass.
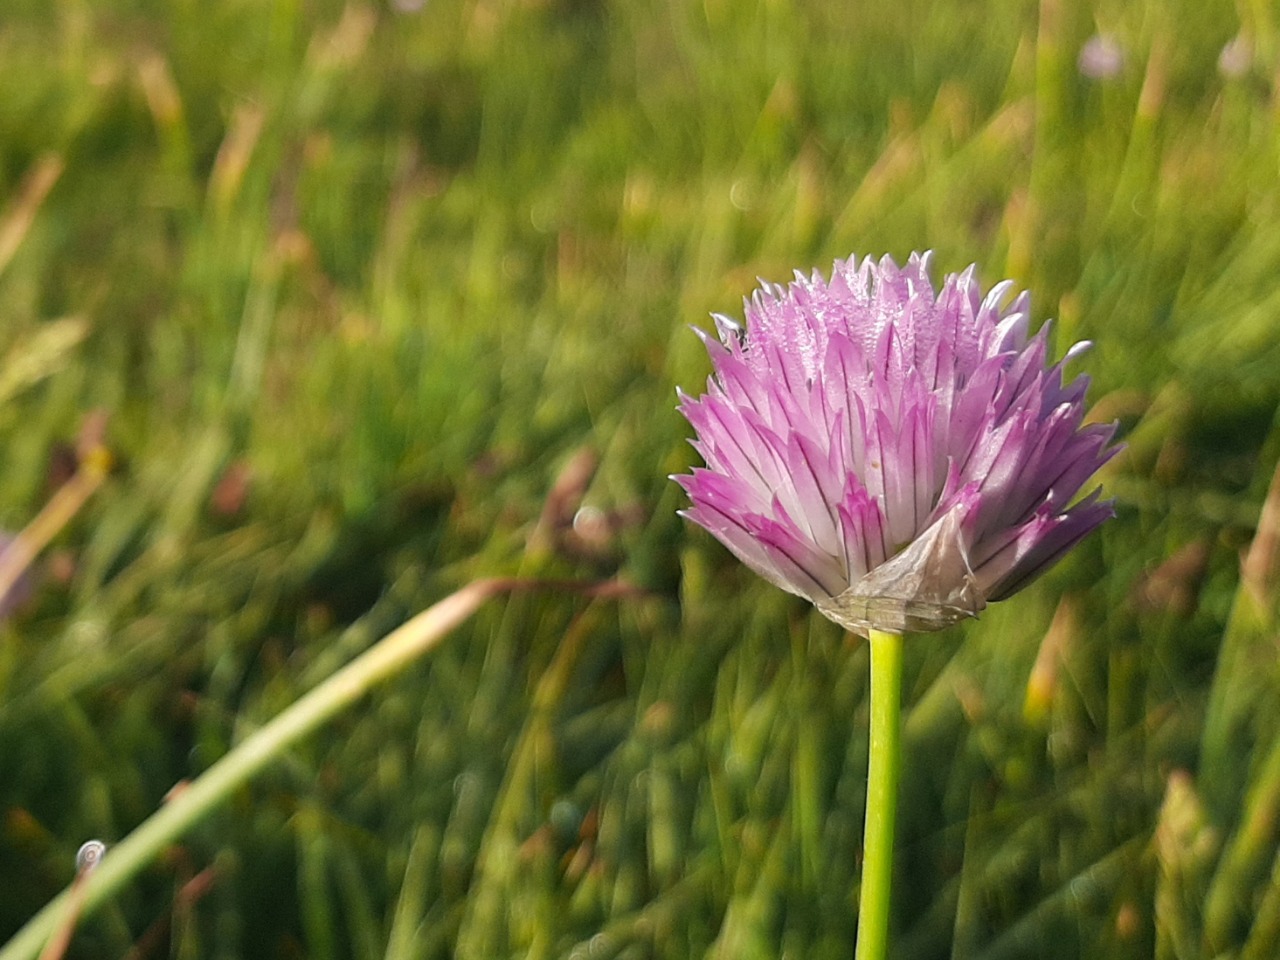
[1,0,1279,956]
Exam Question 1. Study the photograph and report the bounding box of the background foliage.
[1,0,1279,957]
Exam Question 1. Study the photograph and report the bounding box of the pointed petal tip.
[982,278,1016,311]
[908,249,935,275]
[1064,340,1094,363]
[711,312,743,343]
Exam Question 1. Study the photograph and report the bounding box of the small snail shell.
[75,840,107,875]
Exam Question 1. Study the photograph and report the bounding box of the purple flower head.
[673,253,1119,635]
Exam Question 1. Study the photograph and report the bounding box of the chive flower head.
[674,252,1119,634]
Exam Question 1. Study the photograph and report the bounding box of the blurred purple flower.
[1078,34,1125,80]
[674,253,1119,635]
[1218,35,1252,79]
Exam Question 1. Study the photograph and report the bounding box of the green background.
[1,0,1278,956]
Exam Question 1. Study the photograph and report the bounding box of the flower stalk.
[855,627,904,960]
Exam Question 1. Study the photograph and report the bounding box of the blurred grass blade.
[0,153,62,277]
[1204,734,1280,951]
[0,318,89,409]
[974,837,1144,960]
[0,578,508,960]
[1240,844,1280,960]
[383,824,439,960]
[0,435,109,608]
[1153,771,1217,960]
[1200,429,1280,822]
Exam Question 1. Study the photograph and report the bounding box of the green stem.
[855,627,904,960]
[0,578,508,960]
